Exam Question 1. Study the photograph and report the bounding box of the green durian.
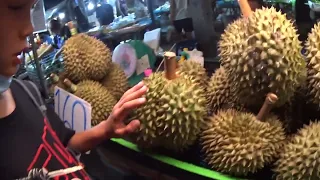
[305,22,320,108]
[219,18,248,67]
[177,60,210,109]
[201,109,285,176]
[100,63,129,101]
[274,121,320,180]
[63,33,112,83]
[207,67,242,114]
[220,7,306,106]
[133,72,166,148]
[68,79,117,126]
[177,60,209,88]
[134,72,208,151]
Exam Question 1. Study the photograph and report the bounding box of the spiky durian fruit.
[71,80,117,126]
[177,60,208,88]
[134,72,208,151]
[218,18,248,66]
[274,121,320,180]
[133,73,166,148]
[207,67,242,113]
[305,23,320,108]
[221,7,306,106]
[177,60,210,110]
[63,33,112,83]
[201,109,285,176]
[100,63,129,101]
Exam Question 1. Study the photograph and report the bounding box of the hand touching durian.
[133,52,208,151]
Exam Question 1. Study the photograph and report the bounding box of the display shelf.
[105,138,242,180]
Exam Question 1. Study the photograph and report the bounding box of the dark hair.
[48,19,62,35]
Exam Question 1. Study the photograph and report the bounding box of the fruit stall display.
[45,0,320,179]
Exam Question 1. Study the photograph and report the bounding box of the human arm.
[67,81,147,153]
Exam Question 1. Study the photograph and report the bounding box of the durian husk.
[177,60,210,110]
[49,73,68,95]
[56,72,68,91]
[207,67,243,114]
[63,33,112,83]
[133,73,166,148]
[305,22,320,108]
[274,121,320,180]
[133,72,208,151]
[177,60,209,88]
[219,18,248,66]
[220,7,307,107]
[100,63,129,101]
[74,80,117,126]
[159,74,208,151]
[201,109,286,176]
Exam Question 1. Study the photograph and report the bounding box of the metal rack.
[26,34,54,102]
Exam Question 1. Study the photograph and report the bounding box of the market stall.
[20,0,320,179]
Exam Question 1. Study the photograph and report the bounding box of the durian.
[274,121,320,180]
[134,52,208,151]
[177,60,210,110]
[218,18,248,66]
[305,22,320,108]
[207,67,242,113]
[65,79,117,126]
[49,73,68,94]
[63,33,112,83]
[133,72,167,148]
[201,93,285,176]
[100,63,129,101]
[177,60,208,88]
[220,7,306,106]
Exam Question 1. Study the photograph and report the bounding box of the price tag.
[136,55,150,75]
[54,87,92,132]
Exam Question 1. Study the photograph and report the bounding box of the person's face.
[0,0,36,77]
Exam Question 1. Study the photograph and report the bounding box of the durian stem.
[238,0,252,17]
[67,21,78,36]
[256,93,278,122]
[63,78,77,93]
[50,73,59,84]
[164,51,177,80]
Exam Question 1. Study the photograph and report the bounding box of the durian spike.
[238,0,252,18]
[256,93,278,122]
[67,21,78,36]
[50,73,59,83]
[164,51,177,80]
[63,78,77,93]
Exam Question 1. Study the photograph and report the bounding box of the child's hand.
[104,81,147,138]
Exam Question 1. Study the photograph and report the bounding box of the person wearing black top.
[96,3,115,26]
[0,0,147,179]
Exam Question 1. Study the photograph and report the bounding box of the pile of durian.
[131,6,320,180]
[199,6,320,179]
[50,33,129,126]
[48,6,320,178]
